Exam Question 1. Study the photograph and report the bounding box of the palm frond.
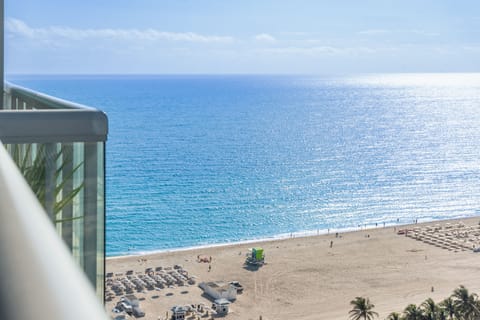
[8,143,85,226]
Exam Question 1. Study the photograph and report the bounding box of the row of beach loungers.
[405,222,480,252]
[105,265,197,301]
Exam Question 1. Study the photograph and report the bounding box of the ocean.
[8,73,480,256]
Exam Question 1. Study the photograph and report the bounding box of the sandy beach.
[106,217,480,320]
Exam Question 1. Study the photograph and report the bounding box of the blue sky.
[5,0,480,74]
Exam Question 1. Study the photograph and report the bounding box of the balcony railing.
[1,82,108,300]
[0,143,109,319]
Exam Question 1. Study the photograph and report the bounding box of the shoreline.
[106,215,480,319]
[107,215,478,258]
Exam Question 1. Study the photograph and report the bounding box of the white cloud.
[257,46,377,56]
[253,33,276,43]
[6,18,36,37]
[5,18,235,43]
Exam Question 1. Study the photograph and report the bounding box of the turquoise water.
[9,73,480,256]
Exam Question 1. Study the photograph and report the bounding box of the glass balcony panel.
[0,143,109,320]
[1,83,107,300]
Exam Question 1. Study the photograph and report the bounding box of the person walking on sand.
[330,240,333,248]
[208,264,211,272]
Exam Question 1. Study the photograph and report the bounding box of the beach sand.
[106,217,480,320]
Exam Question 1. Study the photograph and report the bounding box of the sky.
[5,0,480,74]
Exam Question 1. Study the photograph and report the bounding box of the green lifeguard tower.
[245,247,265,266]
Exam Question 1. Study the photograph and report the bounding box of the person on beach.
[208,264,211,272]
[330,240,333,248]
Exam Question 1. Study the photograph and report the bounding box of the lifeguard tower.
[245,247,265,266]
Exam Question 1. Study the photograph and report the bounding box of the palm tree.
[385,312,401,320]
[11,143,84,225]
[349,297,379,320]
[437,309,446,320]
[440,297,456,320]
[421,298,438,320]
[451,285,480,320]
[403,304,424,320]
